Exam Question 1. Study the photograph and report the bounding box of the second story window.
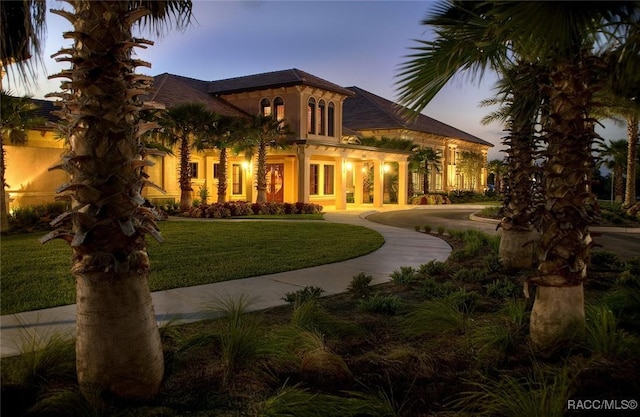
[260,98,271,117]
[327,102,335,137]
[307,98,316,134]
[318,100,326,135]
[274,97,285,122]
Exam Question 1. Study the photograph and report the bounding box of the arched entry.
[266,163,284,202]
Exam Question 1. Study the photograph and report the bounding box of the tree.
[159,102,217,210]
[242,114,289,203]
[410,147,441,194]
[598,139,629,202]
[209,115,248,203]
[487,159,506,194]
[10,0,194,401]
[457,151,484,191]
[0,91,45,232]
[396,0,640,350]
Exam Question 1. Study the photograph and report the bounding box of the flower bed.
[186,201,323,219]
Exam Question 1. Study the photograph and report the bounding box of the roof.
[29,98,58,124]
[151,73,249,118]
[208,68,355,97]
[343,86,493,147]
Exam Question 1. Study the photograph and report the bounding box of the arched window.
[327,102,335,137]
[260,98,271,117]
[318,100,326,135]
[307,98,316,134]
[274,97,285,121]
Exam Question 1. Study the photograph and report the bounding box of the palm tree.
[0,91,45,232]
[410,147,441,194]
[210,115,248,203]
[396,1,639,350]
[242,114,290,203]
[487,159,506,194]
[598,139,629,203]
[7,0,194,401]
[159,103,217,210]
[0,0,46,89]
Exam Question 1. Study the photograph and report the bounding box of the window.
[189,162,199,179]
[310,164,319,195]
[327,102,335,137]
[232,164,243,194]
[318,100,326,135]
[213,163,220,179]
[323,164,334,195]
[307,98,316,134]
[274,97,285,121]
[260,98,271,117]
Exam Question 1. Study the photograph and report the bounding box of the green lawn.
[0,220,384,315]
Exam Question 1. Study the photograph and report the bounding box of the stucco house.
[4,68,492,210]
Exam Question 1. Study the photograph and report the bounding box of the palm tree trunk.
[76,269,163,401]
[1,138,9,233]
[46,1,165,400]
[256,140,267,203]
[530,57,598,350]
[423,161,429,193]
[624,113,638,208]
[217,147,228,203]
[614,165,625,203]
[179,135,192,210]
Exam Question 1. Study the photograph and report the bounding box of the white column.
[354,161,364,204]
[335,157,347,210]
[398,160,408,206]
[372,159,384,208]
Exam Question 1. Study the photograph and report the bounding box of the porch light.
[241,161,251,172]
[345,162,353,171]
[383,163,390,173]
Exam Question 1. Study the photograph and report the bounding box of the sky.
[6,0,626,161]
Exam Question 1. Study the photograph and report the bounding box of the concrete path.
[0,209,451,358]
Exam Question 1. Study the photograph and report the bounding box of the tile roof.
[343,86,493,147]
[151,73,249,117]
[208,68,355,97]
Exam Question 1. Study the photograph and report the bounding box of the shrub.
[390,266,417,285]
[402,292,474,337]
[485,278,520,299]
[359,293,402,315]
[437,226,445,235]
[590,251,625,272]
[483,253,503,273]
[423,224,432,233]
[347,273,373,299]
[411,193,451,205]
[451,267,489,283]
[283,286,325,304]
[185,201,323,218]
[8,202,69,230]
[420,279,459,299]
[585,304,636,356]
[418,260,448,278]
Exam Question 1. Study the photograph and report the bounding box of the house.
[4,68,492,210]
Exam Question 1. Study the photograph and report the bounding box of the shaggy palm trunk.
[423,162,430,193]
[256,140,267,203]
[613,165,625,203]
[1,139,8,233]
[179,136,193,210]
[217,147,228,203]
[530,58,599,351]
[624,114,638,208]
[499,127,539,269]
[45,1,164,400]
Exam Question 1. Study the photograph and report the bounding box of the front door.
[266,163,284,202]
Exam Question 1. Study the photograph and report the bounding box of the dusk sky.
[8,0,625,160]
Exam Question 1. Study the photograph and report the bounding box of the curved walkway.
[0,210,451,358]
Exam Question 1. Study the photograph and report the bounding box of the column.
[297,145,310,203]
[354,161,364,204]
[335,157,347,210]
[372,159,384,208]
[398,160,408,206]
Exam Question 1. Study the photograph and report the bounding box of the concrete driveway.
[366,206,640,259]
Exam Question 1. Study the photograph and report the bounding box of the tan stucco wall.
[5,130,68,209]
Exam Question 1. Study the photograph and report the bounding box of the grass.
[0,220,383,315]
[3,227,640,416]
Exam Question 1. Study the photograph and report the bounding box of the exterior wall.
[5,129,68,209]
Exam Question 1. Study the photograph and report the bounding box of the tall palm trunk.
[530,57,599,351]
[45,1,164,400]
[179,135,193,210]
[256,140,267,203]
[1,138,8,233]
[499,128,539,269]
[613,164,625,203]
[624,113,638,208]
[217,146,228,203]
